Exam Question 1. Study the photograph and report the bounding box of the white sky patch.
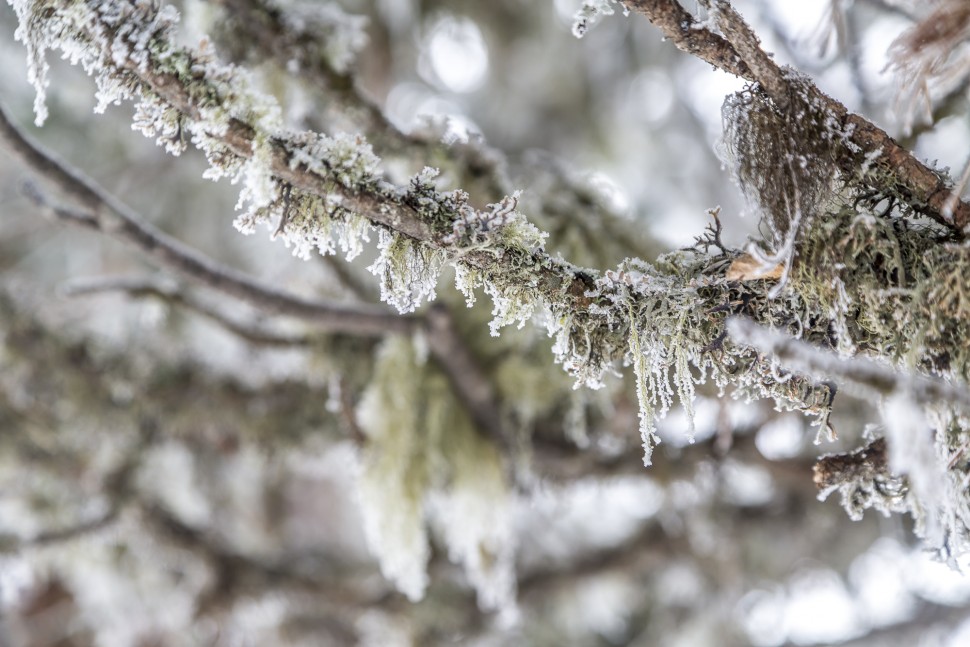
[721,460,774,507]
[905,550,970,606]
[681,59,746,139]
[629,68,675,124]
[755,416,804,460]
[423,15,488,94]
[757,0,831,48]
[738,588,787,647]
[658,396,719,447]
[915,116,970,180]
[858,15,912,95]
[784,569,863,644]
[849,538,917,628]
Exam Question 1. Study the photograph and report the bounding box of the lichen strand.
[721,74,843,258]
[356,337,514,609]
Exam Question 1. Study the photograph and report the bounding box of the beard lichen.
[721,75,843,260]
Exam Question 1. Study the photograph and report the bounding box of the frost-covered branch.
[0,102,416,336]
[727,317,970,410]
[2,100,518,464]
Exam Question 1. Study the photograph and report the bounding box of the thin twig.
[727,316,970,409]
[63,275,314,347]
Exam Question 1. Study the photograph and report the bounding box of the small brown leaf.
[726,253,785,281]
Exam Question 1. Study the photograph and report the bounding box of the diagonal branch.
[727,316,970,409]
[626,0,970,232]
[0,104,516,453]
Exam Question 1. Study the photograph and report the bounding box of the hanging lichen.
[721,74,843,260]
[356,336,514,610]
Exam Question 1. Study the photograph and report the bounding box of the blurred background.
[2,0,970,645]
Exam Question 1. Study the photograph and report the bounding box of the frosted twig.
[727,317,970,409]
[703,0,791,108]
[624,0,751,77]
[625,0,970,233]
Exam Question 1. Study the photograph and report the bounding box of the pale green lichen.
[356,336,513,609]
[790,201,970,383]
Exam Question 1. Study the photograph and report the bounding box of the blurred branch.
[0,291,341,449]
[64,275,315,347]
[518,522,673,595]
[0,102,417,337]
[208,0,513,202]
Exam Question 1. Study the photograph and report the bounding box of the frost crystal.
[572,0,627,39]
[883,395,945,542]
[369,231,443,313]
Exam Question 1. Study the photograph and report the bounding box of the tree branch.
[727,316,970,409]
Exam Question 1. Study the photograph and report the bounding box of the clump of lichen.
[721,76,843,257]
[789,201,970,384]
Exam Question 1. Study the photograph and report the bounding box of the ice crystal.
[883,395,944,541]
[442,191,522,247]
